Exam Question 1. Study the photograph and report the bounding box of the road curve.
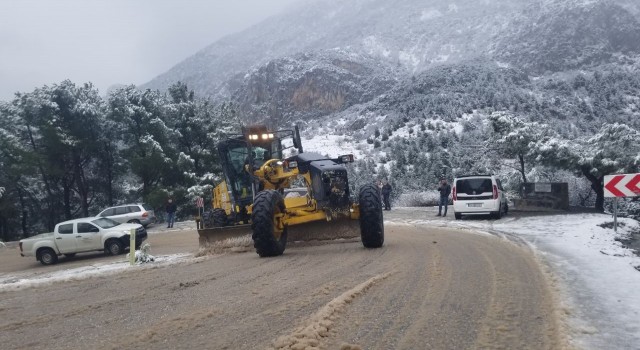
[0,224,563,350]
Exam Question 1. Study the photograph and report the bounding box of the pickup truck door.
[76,222,102,251]
[55,223,77,253]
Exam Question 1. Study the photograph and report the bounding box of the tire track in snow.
[270,272,393,350]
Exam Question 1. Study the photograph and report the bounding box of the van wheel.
[105,239,124,255]
[39,248,58,265]
[454,213,462,220]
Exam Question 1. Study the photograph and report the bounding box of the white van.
[452,175,508,220]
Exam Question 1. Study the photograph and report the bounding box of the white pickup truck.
[19,217,148,265]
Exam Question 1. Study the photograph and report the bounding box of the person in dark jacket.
[437,178,451,216]
[381,179,392,211]
[165,198,177,228]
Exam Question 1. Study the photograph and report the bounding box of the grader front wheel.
[358,184,384,248]
[251,190,287,257]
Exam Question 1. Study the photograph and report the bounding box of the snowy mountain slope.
[142,0,531,96]
[139,0,640,138]
[229,49,402,125]
[289,58,640,197]
[302,58,640,139]
[493,0,640,74]
[137,0,640,200]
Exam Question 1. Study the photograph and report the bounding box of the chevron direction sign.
[604,173,640,198]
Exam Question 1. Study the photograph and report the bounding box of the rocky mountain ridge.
[143,0,640,128]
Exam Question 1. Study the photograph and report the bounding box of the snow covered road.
[1,208,638,349]
[0,215,562,350]
[388,207,640,349]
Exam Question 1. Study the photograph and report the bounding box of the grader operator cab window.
[226,146,252,198]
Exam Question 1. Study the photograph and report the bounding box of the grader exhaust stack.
[196,125,384,256]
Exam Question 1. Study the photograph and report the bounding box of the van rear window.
[456,178,493,195]
[142,204,154,211]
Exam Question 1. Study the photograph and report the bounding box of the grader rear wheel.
[212,208,228,227]
[251,190,287,257]
[358,184,384,248]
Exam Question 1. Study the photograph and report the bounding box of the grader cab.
[198,125,384,257]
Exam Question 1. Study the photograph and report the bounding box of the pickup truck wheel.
[64,253,76,258]
[105,239,124,255]
[39,248,58,265]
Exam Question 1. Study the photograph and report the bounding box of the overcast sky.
[0,0,303,100]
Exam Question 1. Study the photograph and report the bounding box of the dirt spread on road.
[0,224,566,349]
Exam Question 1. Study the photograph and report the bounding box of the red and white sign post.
[604,173,640,233]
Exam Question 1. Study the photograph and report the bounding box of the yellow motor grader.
[198,125,384,257]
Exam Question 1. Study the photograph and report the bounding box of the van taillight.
[142,212,148,217]
[493,185,498,199]
[452,187,457,201]
[19,242,23,252]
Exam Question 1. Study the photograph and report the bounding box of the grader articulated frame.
[197,125,384,257]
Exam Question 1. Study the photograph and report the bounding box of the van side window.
[58,224,73,234]
[114,206,130,215]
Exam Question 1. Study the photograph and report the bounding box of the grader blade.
[286,219,360,242]
[198,225,253,249]
[197,219,361,255]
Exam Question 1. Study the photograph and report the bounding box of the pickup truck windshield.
[92,218,121,229]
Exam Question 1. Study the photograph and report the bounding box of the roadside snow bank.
[492,214,640,350]
[0,253,192,292]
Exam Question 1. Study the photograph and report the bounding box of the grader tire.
[358,184,384,248]
[251,190,287,257]
[212,208,228,227]
[202,210,213,228]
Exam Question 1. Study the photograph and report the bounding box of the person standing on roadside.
[381,179,392,211]
[165,198,177,228]
[437,178,451,217]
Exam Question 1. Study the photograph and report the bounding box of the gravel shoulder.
[0,219,564,349]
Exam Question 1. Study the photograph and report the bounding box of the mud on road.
[0,216,565,349]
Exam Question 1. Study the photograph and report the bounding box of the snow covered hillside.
[143,0,640,98]
[139,1,640,208]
